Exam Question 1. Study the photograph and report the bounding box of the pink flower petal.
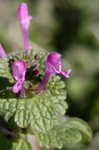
[17,2,29,20]
[0,44,7,57]
[12,80,24,93]
[38,52,72,93]
[46,52,61,73]
[12,60,26,93]
[17,3,32,50]
[60,69,72,78]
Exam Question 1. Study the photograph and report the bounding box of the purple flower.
[17,2,32,50]
[38,52,72,92]
[0,44,7,57]
[12,60,26,93]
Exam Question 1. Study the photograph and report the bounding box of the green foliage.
[64,118,92,141]
[36,125,82,149]
[11,136,32,150]
[0,98,17,121]
[36,117,92,149]
[0,49,92,150]
[0,58,14,83]
[0,76,67,133]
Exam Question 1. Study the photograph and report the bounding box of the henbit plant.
[0,2,92,150]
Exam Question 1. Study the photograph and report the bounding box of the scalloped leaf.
[0,98,17,121]
[15,76,67,132]
[0,58,14,83]
[35,117,92,149]
[64,117,92,142]
[36,127,82,149]
[11,136,32,150]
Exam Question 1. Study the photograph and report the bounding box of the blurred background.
[0,0,99,150]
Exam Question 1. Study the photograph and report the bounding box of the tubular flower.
[39,52,72,92]
[0,44,7,57]
[12,60,26,93]
[17,2,32,50]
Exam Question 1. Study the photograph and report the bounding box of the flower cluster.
[0,2,71,95]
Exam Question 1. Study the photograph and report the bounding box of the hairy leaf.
[0,98,17,121]
[36,127,81,149]
[64,117,92,142]
[11,136,32,150]
[15,76,67,132]
[36,117,92,149]
[0,58,14,83]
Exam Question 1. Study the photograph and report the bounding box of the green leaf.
[35,117,92,149]
[64,117,92,142]
[11,136,32,150]
[0,58,14,99]
[15,76,67,132]
[0,76,67,133]
[0,98,17,121]
[36,126,82,149]
[0,58,14,83]
[15,99,32,128]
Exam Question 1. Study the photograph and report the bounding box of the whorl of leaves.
[0,49,92,150]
